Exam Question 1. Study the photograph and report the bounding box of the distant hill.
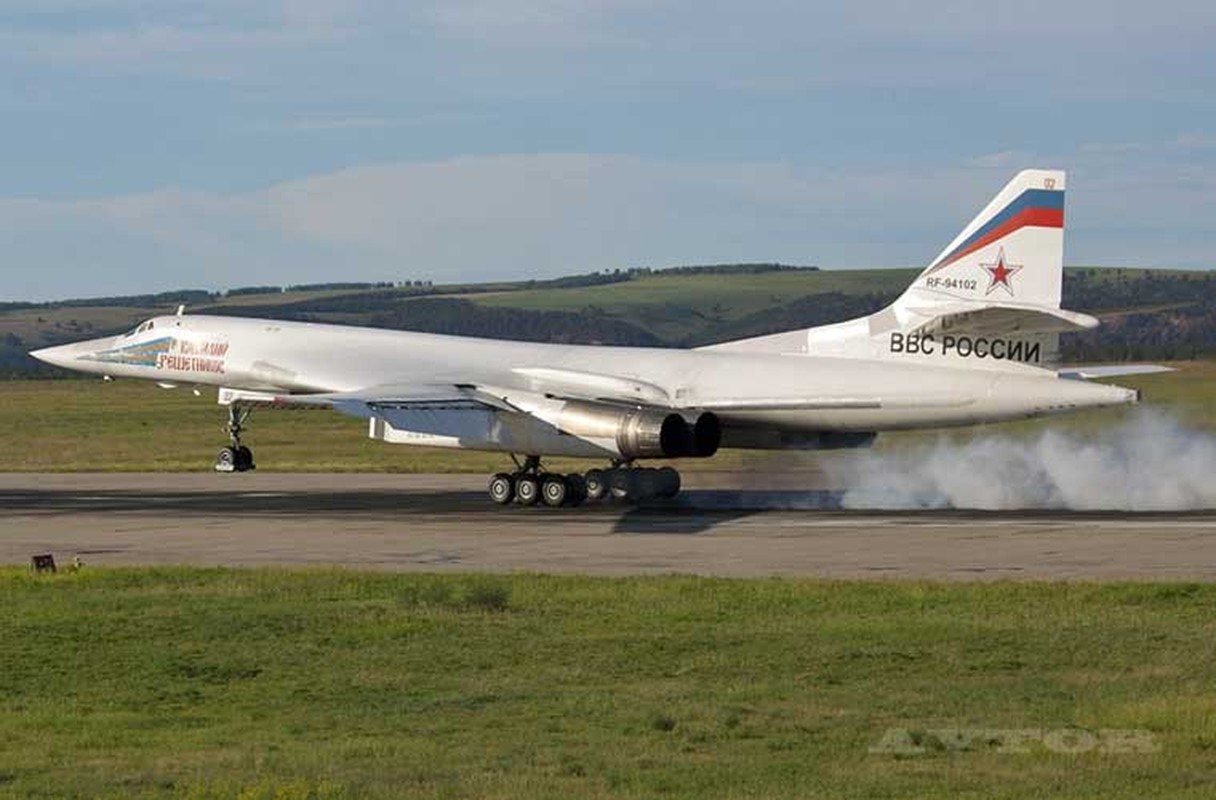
[3,264,1214,376]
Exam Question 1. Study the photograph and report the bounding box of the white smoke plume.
[834,411,1216,511]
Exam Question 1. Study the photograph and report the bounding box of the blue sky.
[2,1,1214,301]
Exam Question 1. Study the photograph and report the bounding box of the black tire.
[584,469,607,501]
[635,468,660,500]
[214,446,237,473]
[608,469,635,502]
[541,474,568,507]
[488,473,515,505]
[657,466,681,498]
[515,475,540,506]
[564,473,587,506]
[235,446,255,472]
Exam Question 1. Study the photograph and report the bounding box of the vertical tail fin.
[708,169,1089,372]
[899,169,1065,311]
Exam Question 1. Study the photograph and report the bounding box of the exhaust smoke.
[833,411,1216,511]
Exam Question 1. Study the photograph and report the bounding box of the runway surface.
[3,473,1216,580]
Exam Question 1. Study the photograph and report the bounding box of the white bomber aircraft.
[32,170,1156,506]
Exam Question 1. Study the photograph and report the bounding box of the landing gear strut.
[486,458,680,507]
[214,405,255,473]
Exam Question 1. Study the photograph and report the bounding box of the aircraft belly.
[715,405,993,434]
[712,370,1137,438]
[369,408,615,458]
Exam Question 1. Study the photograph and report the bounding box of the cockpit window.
[124,320,156,337]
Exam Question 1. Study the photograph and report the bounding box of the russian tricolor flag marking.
[927,189,1064,274]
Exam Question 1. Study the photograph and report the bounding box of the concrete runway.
[2,473,1216,580]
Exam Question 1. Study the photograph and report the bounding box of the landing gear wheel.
[541,474,568,507]
[584,469,607,502]
[216,405,254,473]
[635,468,660,499]
[657,466,681,499]
[515,475,540,506]
[564,473,587,506]
[214,446,237,473]
[608,469,636,502]
[489,473,515,505]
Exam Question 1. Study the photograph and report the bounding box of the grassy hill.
[4,264,1216,375]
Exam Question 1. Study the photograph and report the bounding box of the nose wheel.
[214,406,255,473]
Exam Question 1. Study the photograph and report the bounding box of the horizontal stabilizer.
[1057,364,1174,380]
[906,302,1099,336]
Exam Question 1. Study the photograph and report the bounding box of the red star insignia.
[980,248,1023,296]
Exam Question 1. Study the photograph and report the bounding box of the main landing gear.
[487,457,681,507]
[214,405,255,473]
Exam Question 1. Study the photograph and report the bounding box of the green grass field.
[2,568,1214,799]
[0,360,1210,473]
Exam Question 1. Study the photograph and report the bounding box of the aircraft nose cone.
[29,343,76,368]
[29,337,113,369]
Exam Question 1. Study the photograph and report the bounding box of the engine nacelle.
[557,401,720,460]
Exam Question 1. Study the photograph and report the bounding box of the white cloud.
[3,151,1212,302]
[285,115,395,131]
[6,0,1212,93]
[1078,142,1148,155]
[1173,133,1216,149]
[0,1,353,74]
[968,151,1035,169]
[418,0,653,44]
[0,155,932,299]
[22,24,337,61]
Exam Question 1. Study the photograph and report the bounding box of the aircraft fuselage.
[34,313,1136,444]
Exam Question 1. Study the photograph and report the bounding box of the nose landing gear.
[214,405,255,473]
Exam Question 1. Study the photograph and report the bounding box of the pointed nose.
[29,337,116,370]
[29,343,77,369]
